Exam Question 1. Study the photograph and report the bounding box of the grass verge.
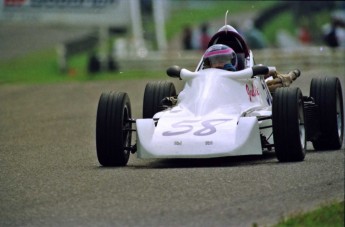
[0,49,165,84]
[273,201,344,227]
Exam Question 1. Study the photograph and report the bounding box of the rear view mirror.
[166,65,181,79]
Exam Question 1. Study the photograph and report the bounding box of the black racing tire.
[143,81,176,118]
[273,87,306,162]
[310,77,344,150]
[96,91,132,166]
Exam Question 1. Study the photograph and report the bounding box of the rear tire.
[273,87,306,162]
[96,91,132,166]
[143,81,176,118]
[310,77,344,150]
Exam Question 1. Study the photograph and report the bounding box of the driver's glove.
[160,96,177,107]
[267,69,300,92]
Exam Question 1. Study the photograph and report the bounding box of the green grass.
[262,9,332,46]
[166,1,275,40]
[0,49,59,84]
[273,201,344,227]
[262,12,295,45]
[0,49,164,84]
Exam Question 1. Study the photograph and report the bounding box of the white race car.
[95,25,344,166]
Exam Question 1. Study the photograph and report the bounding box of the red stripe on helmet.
[204,48,232,58]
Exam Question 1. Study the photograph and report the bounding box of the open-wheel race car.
[95,24,344,166]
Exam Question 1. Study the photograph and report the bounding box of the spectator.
[182,25,193,50]
[298,26,311,45]
[88,52,101,73]
[322,10,345,48]
[242,19,267,49]
[200,23,211,50]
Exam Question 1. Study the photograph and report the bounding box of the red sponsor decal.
[246,83,259,101]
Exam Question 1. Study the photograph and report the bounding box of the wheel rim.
[123,106,132,156]
[299,119,305,149]
[298,101,306,149]
[336,90,343,139]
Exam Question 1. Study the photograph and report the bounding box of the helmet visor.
[208,54,234,66]
[204,48,237,68]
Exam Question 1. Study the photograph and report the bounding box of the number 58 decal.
[162,119,232,137]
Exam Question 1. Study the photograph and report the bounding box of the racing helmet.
[203,44,237,71]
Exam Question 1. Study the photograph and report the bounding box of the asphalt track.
[0,67,344,227]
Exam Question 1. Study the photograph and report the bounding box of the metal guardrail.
[253,47,345,70]
[56,32,98,72]
[117,47,345,72]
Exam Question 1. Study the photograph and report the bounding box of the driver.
[161,44,238,107]
[203,44,237,71]
[161,44,298,107]
[203,44,298,92]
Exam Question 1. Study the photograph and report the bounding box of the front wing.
[136,117,262,159]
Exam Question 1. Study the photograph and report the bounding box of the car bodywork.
[136,67,273,159]
[95,24,344,166]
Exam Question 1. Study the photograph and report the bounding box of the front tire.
[143,81,176,118]
[273,87,306,162]
[310,77,344,150]
[96,91,132,166]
